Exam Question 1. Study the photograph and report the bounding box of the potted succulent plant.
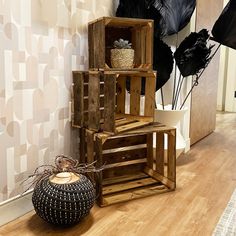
[111,38,134,69]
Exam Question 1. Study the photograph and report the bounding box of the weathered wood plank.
[102,177,158,195]
[103,148,147,165]
[115,119,137,127]
[88,23,94,68]
[95,136,104,205]
[147,134,153,169]
[93,20,105,68]
[130,76,141,115]
[102,134,146,150]
[100,184,169,207]
[103,164,145,180]
[144,76,156,117]
[72,71,85,127]
[103,73,116,132]
[102,172,148,186]
[88,71,101,131]
[115,121,150,133]
[156,132,164,174]
[146,23,153,67]
[116,76,126,114]
[144,167,175,190]
[86,129,95,164]
[104,158,147,169]
[79,128,86,163]
[167,129,176,184]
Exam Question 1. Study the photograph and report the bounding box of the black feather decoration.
[212,0,236,50]
[174,29,214,77]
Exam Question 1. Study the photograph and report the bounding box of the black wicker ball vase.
[32,172,96,226]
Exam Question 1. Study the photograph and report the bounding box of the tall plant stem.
[172,73,182,109]
[174,75,185,110]
[161,88,165,110]
[171,33,179,109]
[180,43,221,110]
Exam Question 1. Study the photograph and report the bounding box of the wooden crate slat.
[167,129,176,183]
[102,177,158,195]
[91,20,105,69]
[115,121,150,133]
[86,129,95,164]
[104,17,153,27]
[104,158,147,169]
[86,129,95,180]
[88,23,95,68]
[103,147,147,165]
[88,72,101,131]
[83,83,88,96]
[102,172,148,186]
[147,133,154,169]
[116,76,126,114]
[145,24,153,65]
[79,128,86,163]
[115,119,137,127]
[123,123,174,135]
[103,73,116,132]
[144,76,156,117]
[130,76,141,115]
[95,135,104,205]
[102,134,147,150]
[72,71,85,127]
[140,26,146,64]
[132,27,141,66]
[101,184,169,207]
[84,96,104,112]
[144,167,175,189]
[103,164,145,180]
[156,132,164,174]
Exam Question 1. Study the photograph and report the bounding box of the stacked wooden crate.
[72,17,176,207]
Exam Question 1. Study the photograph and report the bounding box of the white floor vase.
[154,104,188,158]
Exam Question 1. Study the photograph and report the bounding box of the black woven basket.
[32,173,95,225]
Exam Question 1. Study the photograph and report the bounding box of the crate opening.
[105,26,151,70]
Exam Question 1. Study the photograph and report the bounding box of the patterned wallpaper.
[0,0,114,203]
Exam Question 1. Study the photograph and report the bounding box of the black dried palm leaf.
[154,36,174,90]
[116,0,161,35]
[151,0,196,37]
[116,0,151,18]
[174,29,214,77]
[212,0,236,50]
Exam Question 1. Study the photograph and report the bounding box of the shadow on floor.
[27,213,94,235]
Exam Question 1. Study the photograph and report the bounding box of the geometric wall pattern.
[0,0,114,203]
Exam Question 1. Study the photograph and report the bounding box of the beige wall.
[0,0,113,203]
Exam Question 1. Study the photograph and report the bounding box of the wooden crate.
[72,70,156,134]
[83,124,176,207]
[88,17,153,71]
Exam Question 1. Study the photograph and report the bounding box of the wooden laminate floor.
[0,112,236,236]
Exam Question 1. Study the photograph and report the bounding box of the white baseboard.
[0,191,34,227]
